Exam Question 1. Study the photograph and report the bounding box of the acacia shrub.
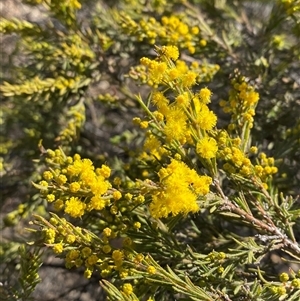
[0,0,300,300]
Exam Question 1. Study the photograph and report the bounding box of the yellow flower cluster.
[54,34,94,66]
[138,47,218,153]
[254,153,278,183]
[122,283,133,296]
[149,159,212,218]
[129,59,219,87]
[220,145,253,177]
[98,92,119,103]
[118,13,203,53]
[56,100,85,144]
[220,75,259,130]
[37,149,155,281]
[0,18,39,34]
[26,0,81,9]
[35,212,135,280]
[140,52,200,88]
[268,270,300,297]
[42,216,95,261]
[196,137,218,159]
[0,75,85,97]
[217,132,278,185]
[280,0,300,15]
[131,46,219,188]
[23,0,81,26]
[39,149,112,218]
[143,133,167,161]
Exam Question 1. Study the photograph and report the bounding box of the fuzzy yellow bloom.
[164,108,187,142]
[144,134,161,152]
[73,153,81,160]
[196,106,217,130]
[132,117,141,126]
[113,190,122,200]
[53,199,64,211]
[134,253,144,264]
[223,163,236,174]
[149,159,212,218]
[292,279,300,288]
[66,234,76,244]
[119,268,129,279]
[122,283,133,296]
[140,57,151,66]
[142,170,149,178]
[178,23,189,35]
[112,250,124,262]
[199,87,212,104]
[254,165,264,177]
[199,39,207,47]
[134,221,141,229]
[147,266,156,274]
[43,170,53,180]
[188,45,196,54]
[196,137,218,159]
[103,227,112,237]
[101,268,112,278]
[231,147,245,167]
[161,45,179,61]
[135,195,145,204]
[53,242,64,254]
[191,26,200,34]
[123,237,133,247]
[167,67,181,80]
[244,91,259,106]
[67,158,94,177]
[181,71,197,87]
[148,61,168,83]
[243,113,254,122]
[80,170,96,187]
[140,121,149,129]
[44,228,56,244]
[87,254,99,266]
[102,244,112,254]
[151,91,169,108]
[176,60,189,74]
[89,176,111,196]
[64,197,86,218]
[112,249,124,267]
[81,247,92,258]
[191,175,212,195]
[46,194,55,203]
[176,92,190,107]
[271,166,278,174]
[89,195,106,211]
[69,181,80,192]
[97,164,111,178]
[67,249,80,260]
[84,268,93,279]
[264,166,272,175]
[250,146,258,154]
[57,174,67,185]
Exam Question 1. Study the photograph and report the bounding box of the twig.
[214,179,300,255]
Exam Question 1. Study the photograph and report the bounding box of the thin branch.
[214,179,300,256]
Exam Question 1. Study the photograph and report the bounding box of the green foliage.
[1,0,300,300]
[0,244,42,301]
